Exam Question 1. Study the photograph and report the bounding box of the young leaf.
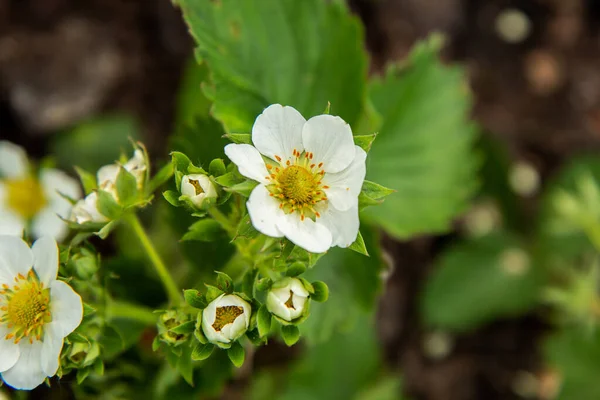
[281,325,300,346]
[182,219,224,242]
[116,167,138,206]
[178,0,367,132]
[223,133,251,144]
[227,341,245,367]
[257,305,272,338]
[192,342,215,361]
[311,281,329,303]
[364,35,478,238]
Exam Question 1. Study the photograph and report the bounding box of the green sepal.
[95,220,118,240]
[204,284,224,303]
[215,341,232,350]
[358,180,396,210]
[76,368,90,385]
[171,151,207,175]
[74,166,97,195]
[209,158,227,177]
[191,342,214,361]
[285,262,306,277]
[116,166,138,206]
[242,268,258,298]
[95,190,121,219]
[174,170,184,192]
[170,321,196,335]
[298,277,314,294]
[280,325,300,346]
[323,101,331,114]
[353,133,378,153]
[227,341,245,367]
[163,190,181,207]
[225,180,259,197]
[82,303,97,317]
[215,172,245,188]
[348,231,369,256]
[245,328,265,346]
[184,289,208,309]
[279,239,295,260]
[256,278,272,292]
[148,163,174,194]
[194,311,208,344]
[223,133,251,144]
[311,281,329,303]
[152,336,161,352]
[215,271,234,294]
[182,219,223,242]
[257,305,272,337]
[235,214,259,240]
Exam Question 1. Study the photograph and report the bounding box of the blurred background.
[1,0,600,399]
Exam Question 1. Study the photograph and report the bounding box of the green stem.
[208,207,236,235]
[126,213,182,305]
[107,300,157,325]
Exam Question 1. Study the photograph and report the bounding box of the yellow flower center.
[5,177,47,219]
[189,179,205,195]
[284,290,296,310]
[265,150,329,221]
[0,269,52,344]
[212,305,244,332]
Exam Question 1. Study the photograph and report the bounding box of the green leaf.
[215,172,245,188]
[163,190,181,207]
[420,233,542,331]
[74,166,97,195]
[192,342,214,361]
[182,219,224,242]
[209,158,227,177]
[223,133,251,144]
[545,327,600,400]
[170,321,196,335]
[280,325,300,346]
[257,305,272,338]
[184,289,208,309]
[95,190,121,219]
[224,180,258,197]
[348,231,369,256]
[227,341,245,368]
[311,281,329,303]
[116,167,138,206]
[148,163,174,194]
[179,0,367,132]
[354,133,378,153]
[363,34,478,238]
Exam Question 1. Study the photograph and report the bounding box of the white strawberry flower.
[266,277,310,322]
[180,174,217,208]
[0,236,83,390]
[0,141,81,242]
[224,104,366,253]
[201,294,251,345]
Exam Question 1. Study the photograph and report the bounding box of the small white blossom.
[0,236,83,390]
[69,193,109,224]
[225,104,366,253]
[0,141,81,241]
[180,174,217,208]
[97,149,147,198]
[266,278,309,322]
[201,294,251,344]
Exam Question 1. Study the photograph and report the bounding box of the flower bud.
[70,192,109,224]
[202,294,251,344]
[181,174,218,208]
[266,277,310,322]
[97,149,148,197]
[158,310,192,346]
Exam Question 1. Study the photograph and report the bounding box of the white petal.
[247,185,284,238]
[0,141,28,179]
[0,236,33,277]
[224,144,270,184]
[290,278,310,297]
[0,329,19,372]
[301,114,355,173]
[276,213,332,253]
[267,291,292,321]
[31,208,69,242]
[202,297,228,344]
[40,169,81,207]
[318,204,360,248]
[0,210,25,237]
[1,340,46,390]
[252,104,306,162]
[322,146,367,211]
[97,164,119,186]
[31,237,59,286]
[0,256,15,285]
[49,280,83,337]
[40,323,63,377]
